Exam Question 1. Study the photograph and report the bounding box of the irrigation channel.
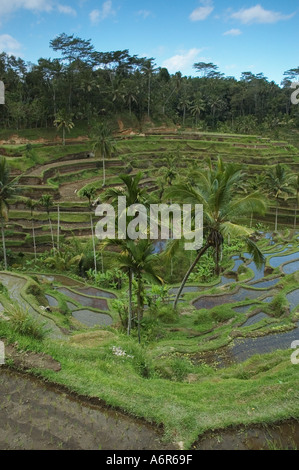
[0,233,298,449]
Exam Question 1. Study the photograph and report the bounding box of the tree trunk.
[1,219,7,270]
[90,214,97,275]
[275,200,278,232]
[48,215,55,250]
[62,127,65,146]
[174,242,212,308]
[294,201,298,230]
[127,268,132,336]
[137,273,142,344]
[57,204,60,252]
[32,219,37,261]
[102,152,106,187]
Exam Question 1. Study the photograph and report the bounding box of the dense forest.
[0,33,299,134]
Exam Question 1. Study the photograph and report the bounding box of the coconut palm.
[25,198,37,261]
[292,174,299,229]
[81,186,98,274]
[165,157,267,308]
[264,164,293,232]
[90,123,116,187]
[39,194,55,250]
[110,239,162,342]
[0,156,18,270]
[190,98,206,126]
[54,111,74,146]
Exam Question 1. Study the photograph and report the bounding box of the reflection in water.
[72,309,113,327]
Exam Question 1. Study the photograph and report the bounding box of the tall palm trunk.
[294,196,298,230]
[57,204,60,252]
[90,214,97,275]
[174,242,212,308]
[275,199,279,232]
[48,213,55,250]
[102,152,106,187]
[32,218,37,261]
[127,268,132,336]
[137,273,142,344]
[1,218,7,270]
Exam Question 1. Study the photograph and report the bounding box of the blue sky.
[0,0,298,84]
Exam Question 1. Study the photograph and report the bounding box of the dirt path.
[27,158,98,177]
[0,272,65,340]
[0,370,174,450]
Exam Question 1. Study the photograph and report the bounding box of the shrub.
[7,304,48,340]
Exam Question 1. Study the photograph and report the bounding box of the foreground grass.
[0,317,298,449]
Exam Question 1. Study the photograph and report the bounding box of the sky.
[0,0,298,84]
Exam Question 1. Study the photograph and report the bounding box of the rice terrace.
[0,7,299,452]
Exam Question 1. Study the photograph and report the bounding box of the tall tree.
[54,110,74,145]
[165,158,267,308]
[26,198,37,261]
[265,164,293,232]
[0,157,18,270]
[39,194,55,250]
[90,123,116,187]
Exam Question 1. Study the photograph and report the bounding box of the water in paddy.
[0,370,171,450]
[261,296,273,304]
[57,287,109,311]
[233,304,259,314]
[76,287,116,299]
[45,295,59,307]
[72,309,113,327]
[230,323,299,362]
[0,273,64,339]
[66,301,77,311]
[286,289,299,311]
[269,251,299,268]
[283,260,299,275]
[194,288,274,310]
[231,256,243,272]
[240,312,270,328]
[249,278,280,289]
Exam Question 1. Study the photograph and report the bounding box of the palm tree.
[141,59,157,117]
[190,98,206,126]
[81,186,98,274]
[178,96,191,126]
[292,174,299,229]
[81,186,96,207]
[265,164,293,232]
[39,194,55,250]
[165,157,267,308]
[90,123,116,187]
[0,156,18,270]
[102,171,149,208]
[54,110,74,146]
[25,198,37,261]
[111,239,162,342]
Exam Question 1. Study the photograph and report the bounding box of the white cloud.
[0,34,22,55]
[231,4,295,24]
[136,10,151,19]
[57,4,77,16]
[223,28,242,36]
[162,48,203,73]
[190,0,214,22]
[89,1,116,24]
[0,0,53,16]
